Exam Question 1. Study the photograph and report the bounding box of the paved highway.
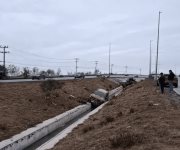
[0,76,97,83]
[0,75,146,83]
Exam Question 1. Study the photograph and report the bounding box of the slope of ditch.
[53,79,180,150]
[0,78,117,141]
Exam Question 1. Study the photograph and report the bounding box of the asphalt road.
[0,75,147,83]
[0,76,97,83]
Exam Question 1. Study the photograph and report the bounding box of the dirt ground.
[0,78,117,141]
[53,79,180,150]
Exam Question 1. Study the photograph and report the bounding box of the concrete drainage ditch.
[0,86,123,150]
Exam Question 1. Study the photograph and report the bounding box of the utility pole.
[155,11,162,80]
[111,64,114,74]
[75,58,79,75]
[125,65,128,74]
[0,45,9,75]
[139,68,142,75]
[109,43,111,77]
[149,40,152,76]
[95,61,98,74]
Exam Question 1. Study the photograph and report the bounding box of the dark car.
[32,74,46,80]
[74,73,85,79]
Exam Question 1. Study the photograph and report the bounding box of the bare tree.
[7,65,19,76]
[32,67,39,75]
[67,72,73,76]
[40,70,46,75]
[23,67,30,78]
[94,69,100,75]
[85,71,92,75]
[47,69,55,76]
[56,68,61,76]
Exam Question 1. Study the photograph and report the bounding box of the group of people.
[158,70,175,94]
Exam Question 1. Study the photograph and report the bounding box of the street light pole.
[109,43,111,77]
[149,40,152,76]
[95,61,98,74]
[155,11,162,80]
[111,64,114,74]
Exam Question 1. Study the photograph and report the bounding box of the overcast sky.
[0,0,180,75]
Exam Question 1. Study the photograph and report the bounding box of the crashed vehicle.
[89,89,109,109]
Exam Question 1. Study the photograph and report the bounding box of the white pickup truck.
[89,89,109,109]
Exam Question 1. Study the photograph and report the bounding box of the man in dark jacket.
[168,70,175,93]
[158,72,165,94]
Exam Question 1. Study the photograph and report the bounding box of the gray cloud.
[0,0,180,74]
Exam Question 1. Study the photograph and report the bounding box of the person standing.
[168,70,175,94]
[158,72,165,94]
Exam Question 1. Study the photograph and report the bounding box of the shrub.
[129,108,135,114]
[40,80,64,92]
[105,116,114,123]
[109,84,112,89]
[107,100,114,105]
[0,124,7,131]
[117,111,123,117]
[82,124,95,133]
[99,116,114,126]
[109,130,144,148]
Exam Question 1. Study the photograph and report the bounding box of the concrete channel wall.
[109,86,123,98]
[37,87,123,150]
[0,104,91,150]
[0,86,123,150]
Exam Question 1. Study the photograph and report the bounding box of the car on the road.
[157,74,178,88]
[32,74,46,80]
[89,89,109,109]
[74,73,85,79]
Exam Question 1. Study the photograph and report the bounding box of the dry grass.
[0,78,117,141]
[106,100,114,105]
[0,124,7,131]
[99,116,115,126]
[40,80,64,92]
[82,124,95,133]
[109,130,145,148]
[105,116,114,123]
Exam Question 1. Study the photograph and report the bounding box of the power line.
[6,61,74,68]
[11,48,74,61]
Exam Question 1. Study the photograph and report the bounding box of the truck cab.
[89,89,109,109]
